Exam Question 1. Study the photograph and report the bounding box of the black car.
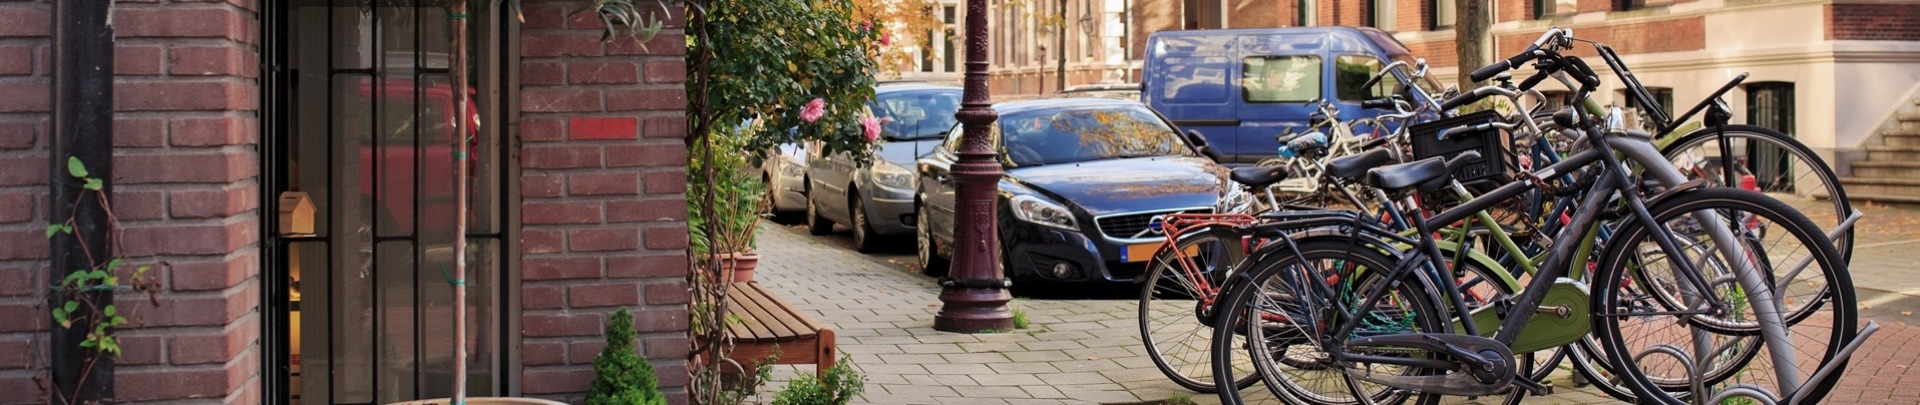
[914,98,1246,291]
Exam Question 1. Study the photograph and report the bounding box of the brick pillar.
[1,0,262,403]
[0,0,55,399]
[516,3,691,404]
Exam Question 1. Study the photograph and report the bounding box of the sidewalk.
[747,202,1920,404]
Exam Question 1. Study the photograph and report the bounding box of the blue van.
[1142,27,1438,164]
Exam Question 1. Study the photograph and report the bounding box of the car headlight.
[1010,195,1078,231]
[870,160,915,191]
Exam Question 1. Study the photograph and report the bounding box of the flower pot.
[386,398,568,405]
[720,251,760,282]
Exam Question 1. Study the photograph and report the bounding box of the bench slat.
[732,288,796,341]
[739,284,808,340]
[744,282,822,333]
[724,286,777,341]
[726,282,818,342]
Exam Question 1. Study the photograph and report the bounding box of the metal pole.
[447,0,472,401]
[49,0,114,402]
[933,0,1014,333]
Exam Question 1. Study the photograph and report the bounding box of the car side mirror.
[1184,129,1209,147]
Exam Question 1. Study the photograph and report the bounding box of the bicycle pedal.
[1511,378,1551,396]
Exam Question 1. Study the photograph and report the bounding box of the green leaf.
[134,266,150,278]
[61,272,86,288]
[45,224,59,238]
[106,258,124,273]
[104,276,117,286]
[84,178,102,190]
[111,316,126,326]
[64,301,78,313]
[67,157,88,178]
[87,270,107,282]
[52,308,68,325]
[61,224,72,234]
[79,339,96,348]
[103,305,116,317]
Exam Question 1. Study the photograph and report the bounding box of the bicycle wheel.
[1590,187,1856,404]
[1212,238,1446,405]
[1661,125,1852,262]
[1139,226,1258,392]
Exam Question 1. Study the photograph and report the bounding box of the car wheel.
[761,173,789,221]
[916,204,949,277]
[851,195,881,253]
[805,188,832,235]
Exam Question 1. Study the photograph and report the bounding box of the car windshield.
[872,89,963,140]
[999,104,1189,167]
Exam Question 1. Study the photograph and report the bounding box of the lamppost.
[934,0,1015,333]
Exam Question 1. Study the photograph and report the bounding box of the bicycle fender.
[1397,239,1523,294]
[1646,178,1710,208]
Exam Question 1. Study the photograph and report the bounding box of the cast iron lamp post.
[933,0,1016,333]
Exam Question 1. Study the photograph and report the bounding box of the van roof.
[1146,26,1408,56]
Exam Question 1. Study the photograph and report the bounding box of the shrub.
[770,357,866,405]
[587,308,667,405]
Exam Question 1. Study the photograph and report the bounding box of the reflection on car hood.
[876,139,943,167]
[1005,156,1228,216]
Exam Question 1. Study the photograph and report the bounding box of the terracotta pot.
[719,251,760,282]
[386,398,567,405]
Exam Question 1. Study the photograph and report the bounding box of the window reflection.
[1243,55,1320,103]
[1000,105,1188,166]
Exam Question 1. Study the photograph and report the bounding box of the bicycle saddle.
[1229,166,1288,189]
[1325,148,1395,180]
[1366,156,1448,192]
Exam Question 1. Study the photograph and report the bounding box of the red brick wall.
[1228,0,1285,29]
[1397,0,1428,32]
[0,0,264,403]
[1402,39,1460,69]
[1496,16,1705,59]
[1132,0,1181,62]
[1497,0,1531,22]
[516,2,691,404]
[1828,4,1920,41]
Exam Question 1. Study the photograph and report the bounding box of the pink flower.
[862,21,873,30]
[880,32,892,46]
[800,98,826,123]
[860,117,882,142]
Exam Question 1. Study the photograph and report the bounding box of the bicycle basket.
[1408,110,1515,187]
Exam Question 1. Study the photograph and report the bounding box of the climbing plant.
[42,157,163,405]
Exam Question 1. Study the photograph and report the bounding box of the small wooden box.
[278,191,316,236]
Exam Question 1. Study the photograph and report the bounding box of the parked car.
[1058,83,1141,100]
[914,98,1241,291]
[805,83,965,252]
[759,142,809,217]
[1141,27,1440,164]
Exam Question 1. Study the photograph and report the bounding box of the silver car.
[759,142,809,216]
[805,84,963,252]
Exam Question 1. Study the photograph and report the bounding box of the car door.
[1234,33,1324,165]
[806,138,853,223]
[1143,34,1239,162]
[917,123,964,244]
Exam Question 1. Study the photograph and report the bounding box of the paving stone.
[941,352,1013,364]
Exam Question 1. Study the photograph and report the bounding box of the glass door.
[265,1,508,403]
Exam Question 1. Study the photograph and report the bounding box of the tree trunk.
[1454,0,1490,88]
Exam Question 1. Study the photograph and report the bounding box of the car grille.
[1095,208,1213,240]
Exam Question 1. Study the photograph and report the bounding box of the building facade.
[1,0,692,404]
[983,0,1920,200]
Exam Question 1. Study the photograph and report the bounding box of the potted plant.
[691,123,768,282]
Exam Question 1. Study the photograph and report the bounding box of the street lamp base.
[932,287,1014,333]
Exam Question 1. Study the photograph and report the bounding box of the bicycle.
[1209,28,1877,405]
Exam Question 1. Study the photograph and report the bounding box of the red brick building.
[0,0,692,403]
[977,0,1920,200]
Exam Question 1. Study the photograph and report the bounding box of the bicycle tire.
[1212,237,1446,405]
[1660,125,1852,263]
[1589,187,1857,404]
[1139,226,1260,393]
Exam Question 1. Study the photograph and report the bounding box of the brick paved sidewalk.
[747,202,1920,404]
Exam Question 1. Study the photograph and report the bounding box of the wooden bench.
[723,281,836,377]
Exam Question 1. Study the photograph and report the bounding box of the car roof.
[993,97,1144,115]
[876,83,963,93]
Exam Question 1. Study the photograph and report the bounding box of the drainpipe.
[49,0,115,402]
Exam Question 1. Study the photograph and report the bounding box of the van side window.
[1241,55,1320,103]
[1335,55,1390,101]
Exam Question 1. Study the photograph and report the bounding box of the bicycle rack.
[1635,320,1881,405]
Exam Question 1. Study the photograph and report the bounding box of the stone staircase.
[1845,98,1920,204]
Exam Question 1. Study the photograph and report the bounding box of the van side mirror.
[1184,129,1209,147]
